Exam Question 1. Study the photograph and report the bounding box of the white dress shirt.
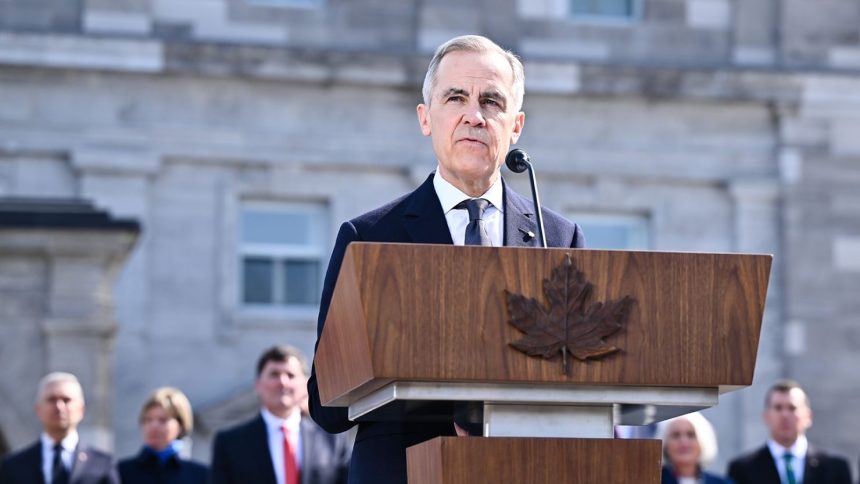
[433,168,504,247]
[261,408,303,484]
[40,431,77,484]
[768,435,808,484]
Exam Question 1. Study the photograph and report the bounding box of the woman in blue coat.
[657,412,734,484]
[118,387,208,484]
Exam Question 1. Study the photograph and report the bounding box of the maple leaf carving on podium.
[505,255,635,375]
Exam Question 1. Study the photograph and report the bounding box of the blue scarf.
[144,439,183,464]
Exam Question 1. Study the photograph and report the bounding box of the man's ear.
[417,104,432,136]
[510,111,525,144]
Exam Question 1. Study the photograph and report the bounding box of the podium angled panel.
[316,243,771,406]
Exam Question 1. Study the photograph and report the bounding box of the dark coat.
[727,444,851,484]
[118,449,208,484]
[210,414,350,484]
[661,466,734,484]
[307,174,586,484]
[0,441,119,484]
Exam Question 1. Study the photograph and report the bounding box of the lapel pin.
[518,228,535,241]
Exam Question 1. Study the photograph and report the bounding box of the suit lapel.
[251,415,279,484]
[502,180,539,248]
[754,446,782,484]
[298,418,312,484]
[68,444,85,483]
[804,445,823,483]
[24,442,46,484]
[403,174,454,245]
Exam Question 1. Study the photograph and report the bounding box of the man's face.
[255,357,308,417]
[35,381,85,437]
[763,388,812,446]
[417,49,525,194]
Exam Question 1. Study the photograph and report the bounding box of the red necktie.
[282,425,299,484]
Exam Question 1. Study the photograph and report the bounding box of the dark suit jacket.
[0,440,119,484]
[307,174,585,484]
[118,449,208,484]
[727,444,851,484]
[661,466,734,484]
[210,414,350,484]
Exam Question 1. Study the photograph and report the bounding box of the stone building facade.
[0,0,858,475]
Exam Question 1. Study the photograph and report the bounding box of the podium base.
[406,437,661,484]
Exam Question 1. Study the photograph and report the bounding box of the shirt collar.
[433,168,504,214]
[260,407,301,431]
[40,431,78,452]
[767,434,808,460]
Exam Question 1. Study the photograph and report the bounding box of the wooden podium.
[315,243,772,483]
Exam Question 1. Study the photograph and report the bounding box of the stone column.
[719,180,783,456]
[0,200,138,451]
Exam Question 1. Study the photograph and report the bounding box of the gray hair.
[655,412,719,468]
[36,372,84,405]
[421,35,525,112]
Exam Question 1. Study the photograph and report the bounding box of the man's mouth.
[458,137,486,145]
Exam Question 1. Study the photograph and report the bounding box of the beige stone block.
[833,236,860,272]
[524,61,581,94]
[83,9,151,35]
[829,46,860,69]
[687,0,732,29]
[830,119,860,156]
[0,32,163,72]
[194,21,288,44]
[733,45,776,65]
[520,38,610,61]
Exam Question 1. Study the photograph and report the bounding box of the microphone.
[504,149,547,248]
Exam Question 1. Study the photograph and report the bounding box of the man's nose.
[461,103,486,126]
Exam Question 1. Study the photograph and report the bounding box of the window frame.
[237,200,328,317]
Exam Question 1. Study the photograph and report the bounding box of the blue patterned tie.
[783,452,797,484]
[457,198,491,246]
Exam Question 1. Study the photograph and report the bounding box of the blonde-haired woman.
[118,387,208,484]
[656,412,733,484]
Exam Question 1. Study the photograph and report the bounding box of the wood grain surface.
[406,437,661,484]
[315,243,772,405]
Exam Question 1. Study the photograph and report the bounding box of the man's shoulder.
[808,445,851,467]
[214,414,263,441]
[349,192,412,231]
[78,444,114,463]
[0,441,40,468]
[728,444,770,468]
[347,177,433,232]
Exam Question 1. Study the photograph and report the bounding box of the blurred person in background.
[656,412,733,484]
[727,380,851,484]
[211,345,350,484]
[118,387,207,484]
[0,372,119,484]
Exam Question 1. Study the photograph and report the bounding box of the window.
[569,213,649,250]
[571,0,636,18]
[239,202,327,310]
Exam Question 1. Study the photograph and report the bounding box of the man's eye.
[447,95,464,102]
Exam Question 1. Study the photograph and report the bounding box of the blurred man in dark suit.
[306,34,585,484]
[727,380,851,484]
[211,345,350,484]
[0,372,119,484]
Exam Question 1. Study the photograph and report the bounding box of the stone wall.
[0,0,858,476]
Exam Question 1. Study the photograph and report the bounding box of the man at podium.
[307,34,585,484]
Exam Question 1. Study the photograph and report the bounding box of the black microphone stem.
[525,162,547,248]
